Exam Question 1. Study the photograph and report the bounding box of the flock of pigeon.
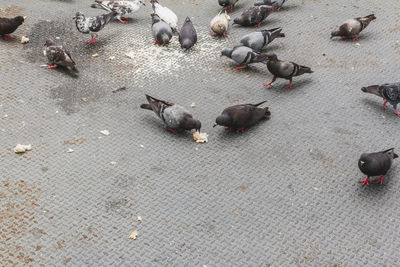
[0,0,399,186]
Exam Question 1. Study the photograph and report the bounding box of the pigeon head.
[184,118,201,131]
[232,17,243,25]
[221,48,232,58]
[14,16,25,25]
[181,39,193,50]
[214,114,231,127]
[266,53,278,61]
[358,153,369,171]
[184,16,192,23]
[44,40,55,47]
[73,12,84,20]
[138,0,146,6]
[151,13,161,23]
[361,85,380,96]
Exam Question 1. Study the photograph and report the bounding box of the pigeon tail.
[140,104,152,110]
[252,54,269,63]
[269,28,285,41]
[90,3,111,12]
[254,0,267,6]
[263,107,271,117]
[297,65,313,75]
[70,65,79,73]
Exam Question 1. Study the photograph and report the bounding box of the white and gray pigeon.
[43,40,78,72]
[218,0,239,12]
[91,0,145,24]
[140,94,202,133]
[362,83,400,116]
[73,11,118,45]
[150,0,178,31]
[221,45,269,69]
[239,27,285,51]
[254,0,286,11]
[210,11,230,37]
[151,13,173,45]
[179,17,197,50]
[263,54,313,88]
[233,6,273,27]
[331,14,376,40]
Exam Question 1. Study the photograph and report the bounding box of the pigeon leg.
[285,78,293,88]
[375,175,385,184]
[395,109,400,116]
[360,177,370,186]
[119,19,128,24]
[235,66,246,69]
[237,128,245,133]
[341,36,349,39]
[226,7,233,12]
[383,100,388,109]
[254,22,262,27]
[352,35,359,41]
[154,40,160,45]
[167,128,179,134]
[225,126,232,130]
[2,34,10,40]
[121,17,130,20]
[264,76,276,87]
[47,65,57,69]
[88,35,97,45]
[276,7,281,11]
[222,33,227,38]
[211,33,218,37]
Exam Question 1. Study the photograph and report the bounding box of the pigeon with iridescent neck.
[331,14,376,41]
[43,40,78,72]
[233,6,273,27]
[361,83,400,116]
[221,45,269,69]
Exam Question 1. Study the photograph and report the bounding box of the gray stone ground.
[1,0,400,266]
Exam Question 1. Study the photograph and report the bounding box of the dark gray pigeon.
[358,148,398,186]
[213,101,271,132]
[221,45,269,69]
[218,0,239,12]
[233,6,273,27]
[73,11,118,45]
[263,54,313,88]
[140,94,201,133]
[151,13,173,45]
[179,17,197,50]
[239,27,285,51]
[0,16,25,40]
[331,14,376,40]
[254,0,286,11]
[361,83,400,116]
[43,40,78,72]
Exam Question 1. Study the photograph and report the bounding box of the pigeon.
[210,11,230,37]
[221,45,269,69]
[213,101,271,132]
[151,13,173,45]
[361,83,400,116]
[239,27,285,51]
[218,0,239,12]
[43,40,78,72]
[358,148,398,186]
[179,17,197,50]
[331,14,376,40]
[91,0,145,24]
[263,54,313,88]
[73,11,118,45]
[140,94,201,133]
[233,6,273,27]
[0,16,25,40]
[254,0,286,11]
[151,0,178,32]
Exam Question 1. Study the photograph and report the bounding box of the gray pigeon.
[221,45,269,69]
[358,148,398,186]
[213,101,271,132]
[218,0,239,12]
[151,13,173,45]
[331,14,376,40]
[73,11,118,45]
[43,40,78,72]
[233,6,273,27]
[263,54,313,88]
[361,83,400,116]
[140,94,201,133]
[239,27,285,51]
[179,17,197,50]
[254,0,286,11]
[0,16,25,40]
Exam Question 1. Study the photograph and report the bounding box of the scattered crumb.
[190,102,196,108]
[20,36,29,44]
[14,144,32,153]
[137,216,142,222]
[110,161,117,165]
[130,230,137,240]
[92,53,100,58]
[67,148,74,153]
[100,130,110,136]
[193,131,208,143]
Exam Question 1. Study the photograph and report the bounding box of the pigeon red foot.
[360,177,369,186]
[237,128,245,133]
[119,19,128,24]
[225,126,232,130]
[88,36,97,45]
[226,7,233,12]
[2,34,10,40]
[154,40,160,45]
[167,128,179,134]
[235,66,246,69]
[285,83,293,88]
[375,175,385,184]
[353,35,359,41]
[264,82,273,87]
[395,110,400,116]
[47,65,57,69]
[383,100,388,109]
[254,22,262,27]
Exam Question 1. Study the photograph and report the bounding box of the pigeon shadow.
[213,117,271,141]
[51,66,79,78]
[264,77,313,92]
[361,98,400,120]
[357,174,395,196]
[331,32,373,42]
[141,115,193,139]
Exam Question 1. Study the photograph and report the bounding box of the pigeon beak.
[360,161,365,166]
[142,2,146,5]
[213,123,218,128]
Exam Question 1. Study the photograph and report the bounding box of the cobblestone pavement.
[1,0,400,265]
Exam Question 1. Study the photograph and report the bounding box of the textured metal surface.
[1,0,400,265]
